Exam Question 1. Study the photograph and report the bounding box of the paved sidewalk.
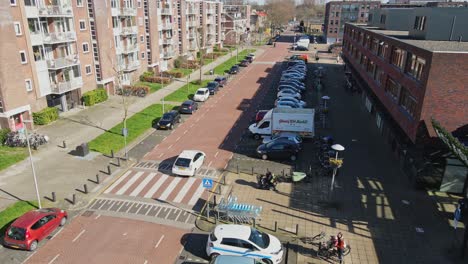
[0,47,260,211]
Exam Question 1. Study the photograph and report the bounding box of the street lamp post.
[160,71,165,113]
[330,144,345,193]
[22,120,42,209]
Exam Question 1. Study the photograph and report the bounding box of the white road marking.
[173,178,196,203]
[123,233,127,236]
[168,144,173,149]
[51,227,64,240]
[116,171,144,195]
[229,153,234,159]
[158,153,164,158]
[104,170,133,194]
[21,252,36,264]
[94,214,101,220]
[162,137,167,141]
[224,163,228,170]
[176,137,181,141]
[72,229,86,243]
[184,130,188,134]
[143,261,148,264]
[130,173,156,196]
[214,151,219,158]
[144,174,169,198]
[208,161,213,167]
[159,177,182,200]
[48,254,60,264]
[155,235,165,248]
[188,184,205,205]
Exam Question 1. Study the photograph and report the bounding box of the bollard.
[296,224,299,235]
[63,140,67,148]
[110,149,114,158]
[251,167,254,176]
[274,221,278,232]
[107,165,111,175]
[213,195,217,207]
[83,184,88,194]
[282,169,285,178]
[222,174,226,185]
[217,185,221,195]
[237,164,239,175]
[96,174,100,184]
[253,218,256,228]
[116,157,121,167]
[51,192,56,202]
[206,203,210,218]
[72,194,76,204]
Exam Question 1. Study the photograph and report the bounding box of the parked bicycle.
[317,234,351,263]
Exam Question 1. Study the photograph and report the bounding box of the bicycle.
[317,240,351,263]
[299,231,326,245]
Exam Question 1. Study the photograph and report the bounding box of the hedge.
[140,75,172,84]
[82,88,108,106]
[0,129,10,144]
[33,107,59,125]
[164,71,183,78]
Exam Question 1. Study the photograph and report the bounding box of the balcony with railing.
[38,3,73,17]
[188,32,197,39]
[116,44,139,54]
[42,31,77,44]
[122,60,141,72]
[121,7,137,16]
[163,50,175,59]
[187,20,198,27]
[50,77,83,94]
[114,26,138,35]
[46,55,79,70]
[206,18,215,24]
[161,23,172,31]
[162,38,173,45]
[188,43,197,51]
[207,9,216,15]
[161,8,172,15]
[187,8,197,15]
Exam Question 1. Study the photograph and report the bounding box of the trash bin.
[76,143,89,157]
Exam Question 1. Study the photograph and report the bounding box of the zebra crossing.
[134,160,220,178]
[103,169,209,207]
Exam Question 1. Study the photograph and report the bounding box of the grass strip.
[210,49,256,75]
[0,146,28,172]
[0,201,39,234]
[164,80,211,102]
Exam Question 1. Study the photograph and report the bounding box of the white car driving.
[172,150,206,176]
[277,89,301,99]
[193,88,210,102]
[206,224,283,264]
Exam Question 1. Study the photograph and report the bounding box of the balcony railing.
[207,9,215,14]
[188,20,198,27]
[162,38,173,45]
[188,32,197,39]
[206,18,215,24]
[46,55,79,70]
[43,31,77,44]
[117,44,138,54]
[120,7,137,16]
[122,60,140,71]
[163,51,175,59]
[120,26,138,35]
[50,77,83,94]
[38,4,72,17]
[161,8,172,15]
[187,8,197,15]
[188,44,197,51]
[161,24,172,31]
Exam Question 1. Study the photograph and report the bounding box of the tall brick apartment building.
[342,7,468,193]
[0,0,223,132]
[324,1,380,43]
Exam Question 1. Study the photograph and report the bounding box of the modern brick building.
[221,0,251,45]
[342,7,468,192]
[0,0,223,131]
[324,1,381,43]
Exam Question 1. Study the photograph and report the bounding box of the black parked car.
[206,81,220,95]
[239,59,250,67]
[214,76,227,87]
[179,100,198,114]
[256,139,300,161]
[295,46,309,51]
[156,110,181,130]
[245,55,254,63]
[229,65,240,74]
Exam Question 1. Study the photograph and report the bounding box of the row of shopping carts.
[215,195,262,224]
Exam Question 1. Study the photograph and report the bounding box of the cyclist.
[335,232,346,263]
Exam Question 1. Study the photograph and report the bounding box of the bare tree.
[264,0,295,28]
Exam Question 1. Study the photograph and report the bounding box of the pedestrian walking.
[335,232,346,264]
[336,55,340,64]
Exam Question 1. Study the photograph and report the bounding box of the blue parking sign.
[202,178,213,189]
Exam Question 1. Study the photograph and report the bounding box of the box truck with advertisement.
[248,108,315,140]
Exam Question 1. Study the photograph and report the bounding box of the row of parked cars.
[249,59,312,161]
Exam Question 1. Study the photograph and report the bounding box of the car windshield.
[196,90,205,95]
[175,158,191,167]
[161,113,173,121]
[248,228,270,249]
[7,226,26,241]
[207,82,217,88]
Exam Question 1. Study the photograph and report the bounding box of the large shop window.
[385,77,400,100]
[399,89,417,118]
[391,47,406,70]
[407,54,425,81]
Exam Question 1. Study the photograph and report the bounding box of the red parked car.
[4,208,67,251]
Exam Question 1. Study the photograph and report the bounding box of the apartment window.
[365,35,371,47]
[385,77,400,100]
[336,12,339,17]
[378,43,388,59]
[79,20,86,30]
[399,89,417,118]
[10,0,16,6]
[330,20,334,25]
[85,65,92,75]
[14,22,22,36]
[140,35,144,42]
[141,52,145,59]
[391,47,406,70]
[367,60,376,75]
[380,15,386,24]
[19,50,27,64]
[82,42,89,53]
[369,14,373,22]
[25,79,33,92]
[138,0,141,8]
[0,99,3,113]
[413,16,426,31]
[77,0,83,7]
[371,38,379,53]
[374,66,384,85]
[406,54,425,81]
[138,17,143,26]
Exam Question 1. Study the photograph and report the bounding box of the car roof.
[213,255,256,264]
[215,76,225,80]
[178,150,204,159]
[12,208,57,227]
[197,88,209,92]
[164,110,178,115]
[214,224,250,240]
[182,100,194,104]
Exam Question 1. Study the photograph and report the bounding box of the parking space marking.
[115,171,144,195]
[104,170,133,194]
[48,254,60,264]
[155,235,165,249]
[168,144,173,149]
[51,227,64,240]
[184,130,188,134]
[94,214,101,220]
[176,137,181,142]
[72,230,86,243]
[158,153,164,158]
[214,151,219,158]
[208,161,213,167]
[21,252,36,264]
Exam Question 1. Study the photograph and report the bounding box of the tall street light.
[330,144,345,193]
[22,120,42,209]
